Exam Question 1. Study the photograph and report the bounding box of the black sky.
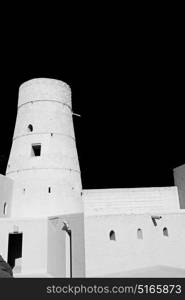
[0,22,183,189]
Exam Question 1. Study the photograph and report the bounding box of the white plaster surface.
[6,78,83,217]
[1,78,185,279]
[84,212,185,277]
[0,213,85,277]
[49,213,85,277]
[0,218,48,275]
[83,187,180,215]
[0,175,13,218]
[18,78,71,107]
[105,265,185,277]
[173,164,185,209]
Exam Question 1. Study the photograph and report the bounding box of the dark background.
[0,16,183,189]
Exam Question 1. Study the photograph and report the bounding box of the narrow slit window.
[163,227,169,237]
[48,187,51,193]
[31,144,41,157]
[109,230,116,241]
[137,228,143,239]
[3,202,7,215]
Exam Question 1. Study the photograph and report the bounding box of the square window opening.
[31,144,41,157]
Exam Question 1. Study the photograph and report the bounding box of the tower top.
[18,78,71,108]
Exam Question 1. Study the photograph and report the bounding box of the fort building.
[0,78,185,277]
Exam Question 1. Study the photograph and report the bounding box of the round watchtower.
[6,78,83,217]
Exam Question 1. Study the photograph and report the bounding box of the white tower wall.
[6,78,83,217]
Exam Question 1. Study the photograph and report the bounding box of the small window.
[137,228,143,240]
[3,202,7,215]
[48,187,51,193]
[28,124,33,132]
[23,188,26,193]
[163,227,169,237]
[109,230,116,241]
[31,144,41,157]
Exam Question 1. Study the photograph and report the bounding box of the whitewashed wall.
[174,164,185,209]
[84,212,185,277]
[0,218,48,275]
[0,175,13,218]
[83,187,180,215]
[6,78,83,217]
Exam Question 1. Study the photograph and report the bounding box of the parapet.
[83,187,180,216]
[18,78,71,108]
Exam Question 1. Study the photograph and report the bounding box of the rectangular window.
[31,143,41,157]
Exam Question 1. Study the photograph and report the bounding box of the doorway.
[7,233,23,270]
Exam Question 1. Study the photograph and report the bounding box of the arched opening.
[109,230,116,241]
[27,124,33,132]
[163,227,169,237]
[137,228,143,239]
